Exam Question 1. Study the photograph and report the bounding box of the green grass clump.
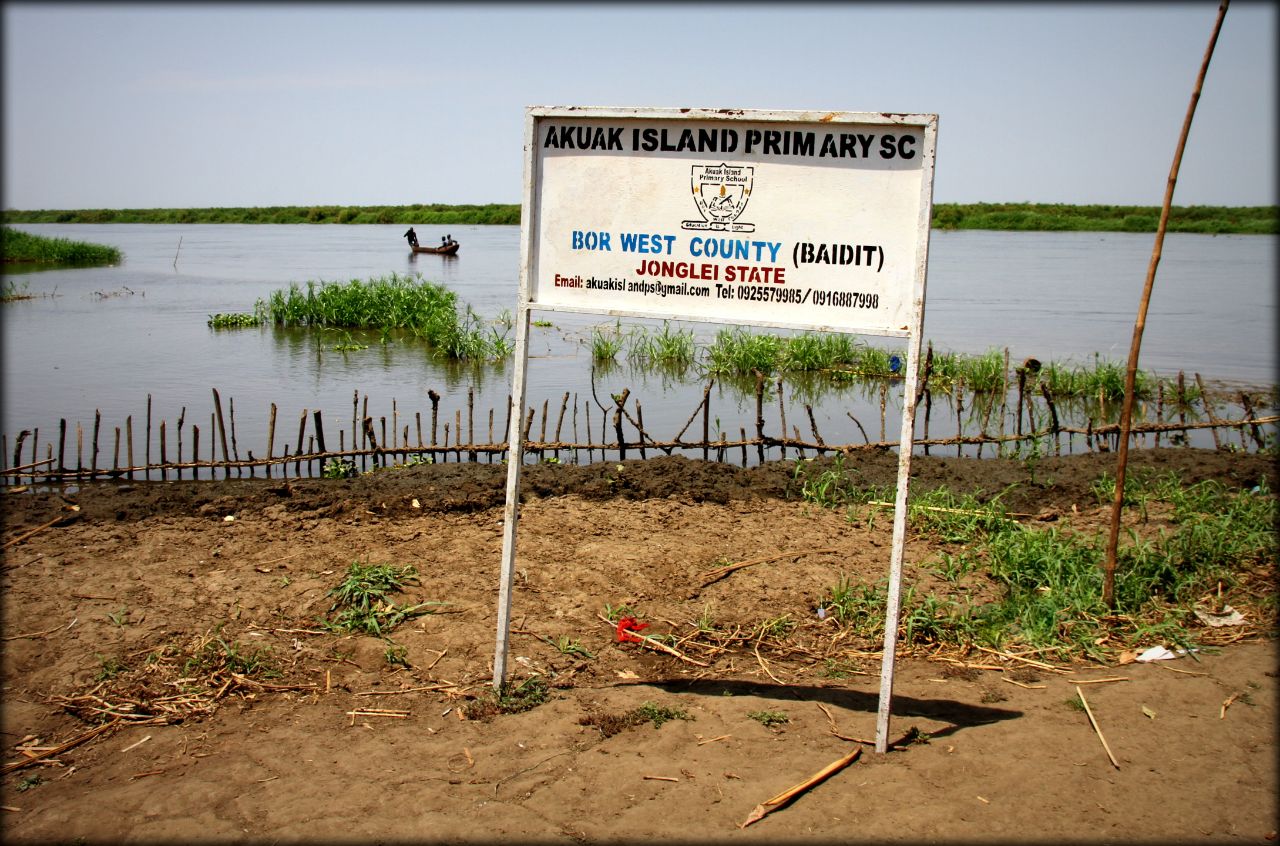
[634,701,692,728]
[252,273,507,361]
[706,328,784,375]
[791,454,893,511]
[590,322,626,361]
[465,676,551,720]
[322,561,443,636]
[1038,356,1155,401]
[627,321,696,367]
[182,628,280,678]
[1,225,122,267]
[747,710,790,729]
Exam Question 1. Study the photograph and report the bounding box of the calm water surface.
[3,224,1274,464]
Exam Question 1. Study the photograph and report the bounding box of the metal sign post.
[494,107,936,751]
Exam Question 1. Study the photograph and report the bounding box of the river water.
[2,223,1274,469]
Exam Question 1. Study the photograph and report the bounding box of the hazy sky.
[3,2,1274,209]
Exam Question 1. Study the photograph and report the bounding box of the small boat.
[410,242,460,256]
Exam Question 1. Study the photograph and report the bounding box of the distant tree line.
[2,203,1275,234]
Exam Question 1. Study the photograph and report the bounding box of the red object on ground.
[616,616,649,643]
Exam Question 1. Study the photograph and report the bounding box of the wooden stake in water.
[212,389,231,479]
[266,403,277,478]
[176,407,185,480]
[90,410,101,478]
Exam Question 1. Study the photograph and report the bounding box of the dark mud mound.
[1,448,1273,531]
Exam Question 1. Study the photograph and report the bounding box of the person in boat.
[404,227,419,248]
[446,234,455,247]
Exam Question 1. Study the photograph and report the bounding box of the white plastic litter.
[1193,605,1246,627]
[1135,645,1193,662]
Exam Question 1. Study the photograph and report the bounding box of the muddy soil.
[1,448,1276,844]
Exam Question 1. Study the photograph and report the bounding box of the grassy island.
[3,203,1275,234]
[1,225,122,268]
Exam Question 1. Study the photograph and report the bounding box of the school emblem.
[682,163,755,233]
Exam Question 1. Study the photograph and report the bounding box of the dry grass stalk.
[1001,677,1046,690]
[2,618,76,641]
[699,548,840,587]
[2,719,122,774]
[975,645,1069,673]
[740,746,862,828]
[1076,685,1120,769]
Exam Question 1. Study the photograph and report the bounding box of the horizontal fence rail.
[2,371,1275,485]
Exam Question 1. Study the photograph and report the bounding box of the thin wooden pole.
[58,419,67,479]
[468,388,476,462]
[266,403,277,478]
[1195,373,1223,450]
[1104,0,1228,608]
[90,410,101,479]
[296,409,308,475]
[776,377,787,460]
[313,410,327,455]
[176,407,185,480]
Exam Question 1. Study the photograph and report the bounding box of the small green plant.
[824,575,887,636]
[107,607,129,627]
[183,629,280,678]
[1065,695,1086,712]
[635,701,692,728]
[758,614,795,639]
[95,654,127,681]
[17,774,43,792]
[532,319,554,327]
[322,561,444,636]
[465,676,550,719]
[590,322,625,361]
[384,643,410,667]
[602,603,635,623]
[694,603,718,634]
[322,457,357,479]
[543,635,595,659]
[748,710,790,729]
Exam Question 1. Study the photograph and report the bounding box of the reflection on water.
[2,224,1274,470]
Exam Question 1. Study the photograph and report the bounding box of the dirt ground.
[1,448,1276,844]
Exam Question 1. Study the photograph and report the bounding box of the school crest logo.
[682,163,755,233]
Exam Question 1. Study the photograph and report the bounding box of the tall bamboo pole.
[1103,0,1228,607]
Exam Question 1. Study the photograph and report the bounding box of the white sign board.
[497,107,937,755]
[527,108,934,336]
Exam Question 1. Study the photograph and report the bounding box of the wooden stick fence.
[2,378,1274,485]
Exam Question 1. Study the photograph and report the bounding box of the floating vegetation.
[251,272,509,361]
[1,225,122,268]
[207,312,261,328]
